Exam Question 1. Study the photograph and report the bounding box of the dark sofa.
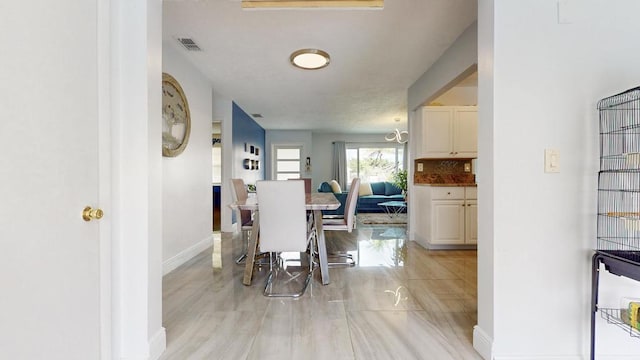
[317,182,347,215]
[358,181,405,212]
[318,181,405,214]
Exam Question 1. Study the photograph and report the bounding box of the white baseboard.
[163,235,213,275]
[494,357,581,360]
[472,325,635,360]
[222,222,236,233]
[148,327,166,360]
[473,325,493,360]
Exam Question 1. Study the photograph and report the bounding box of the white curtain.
[332,141,347,188]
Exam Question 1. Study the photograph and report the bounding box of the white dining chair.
[256,180,315,297]
[230,178,254,264]
[287,177,312,194]
[322,177,361,266]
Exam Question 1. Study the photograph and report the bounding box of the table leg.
[383,204,406,218]
[590,253,601,360]
[393,206,405,217]
[382,205,393,218]
[242,212,260,286]
[313,209,331,285]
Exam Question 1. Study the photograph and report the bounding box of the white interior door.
[0,1,103,358]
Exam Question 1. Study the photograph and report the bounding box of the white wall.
[147,0,164,356]
[162,43,214,273]
[213,91,235,233]
[480,0,640,358]
[407,20,479,262]
[109,0,166,358]
[265,130,313,180]
[266,131,392,190]
[311,132,393,189]
[475,0,494,358]
[408,22,478,111]
[1,1,167,358]
[431,86,477,106]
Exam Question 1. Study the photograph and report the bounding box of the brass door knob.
[83,206,104,222]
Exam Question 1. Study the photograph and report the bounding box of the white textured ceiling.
[163,0,477,134]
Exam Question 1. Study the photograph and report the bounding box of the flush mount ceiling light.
[290,49,330,70]
[242,0,383,9]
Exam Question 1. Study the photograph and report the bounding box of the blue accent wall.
[233,102,265,183]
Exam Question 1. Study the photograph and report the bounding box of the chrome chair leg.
[310,228,356,267]
[235,230,271,267]
[327,253,356,267]
[263,231,316,298]
[234,229,251,264]
[263,251,313,298]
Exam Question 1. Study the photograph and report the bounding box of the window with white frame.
[274,145,302,180]
[346,143,404,184]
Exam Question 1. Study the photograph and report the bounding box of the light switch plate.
[417,163,424,172]
[557,0,573,24]
[545,149,560,173]
[464,163,471,172]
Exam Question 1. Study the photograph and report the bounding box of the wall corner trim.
[473,325,493,360]
[407,21,477,111]
[163,235,213,275]
[148,327,166,360]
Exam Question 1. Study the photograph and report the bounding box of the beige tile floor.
[161,222,480,360]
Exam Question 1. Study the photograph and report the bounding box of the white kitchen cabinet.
[431,200,465,245]
[418,106,477,159]
[464,188,477,244]
[413,185,431,246]
[413,185,478,249]
[465,200,477,244]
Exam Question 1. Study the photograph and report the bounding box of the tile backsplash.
[414,158,475,184]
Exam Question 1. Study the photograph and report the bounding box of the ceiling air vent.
[252,114,263,118]
[176,37,202,52]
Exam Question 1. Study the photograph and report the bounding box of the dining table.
[231,192,340,286]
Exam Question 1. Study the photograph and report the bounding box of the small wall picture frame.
[244,142,248,152]
[243,158,250,169]
[255,160,260,170]
[250,145,255,154]
[255,147,259,156]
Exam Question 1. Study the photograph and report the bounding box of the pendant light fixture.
[385,128,408,144]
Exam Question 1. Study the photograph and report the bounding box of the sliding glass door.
[346,143,405,184]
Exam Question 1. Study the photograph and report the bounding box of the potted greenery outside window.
[392,169,408,201]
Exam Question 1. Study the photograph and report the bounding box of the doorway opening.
[212,121,222,231]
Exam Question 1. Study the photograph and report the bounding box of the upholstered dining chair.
[322,177,361,266]
[256,180,315,298]
[288,177,314,231]
[287,177,312,194]
[230,178,254,264]
[301,178,312,194]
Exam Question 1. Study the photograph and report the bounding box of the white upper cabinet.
[418,106,477,158]
[420,108,453,158]
[453,108,478,158]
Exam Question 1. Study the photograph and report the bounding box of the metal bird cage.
[597,86,640,264]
